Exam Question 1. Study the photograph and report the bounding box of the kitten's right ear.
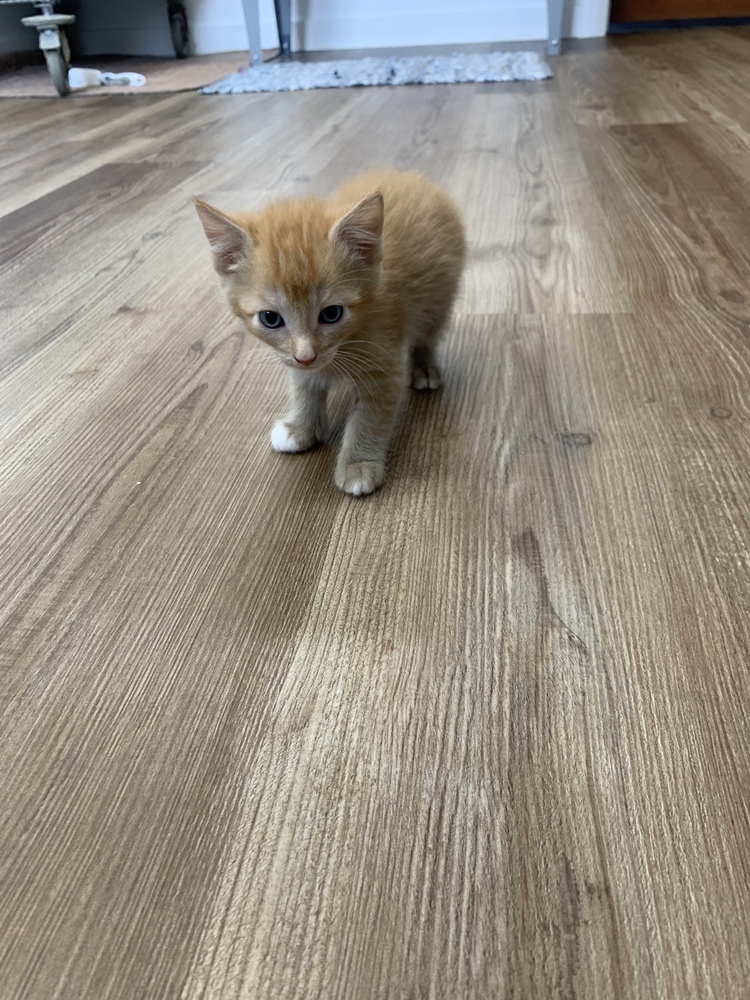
[330,192,384,266]
[194,198,253,275]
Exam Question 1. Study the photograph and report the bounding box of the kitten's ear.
[194,198,253,275]
[330,192,384,266]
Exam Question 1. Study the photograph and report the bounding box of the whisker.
[340,349,399,380]
[341,339,400,354]
[340,340,403,364]
[333,354,382,397]
[331,353,368,388]
[342,359,393,382]
[330,357,360,397]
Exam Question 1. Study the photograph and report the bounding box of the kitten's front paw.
[271,420,316,453]
[411,364,441,391]
[335,460,385,496]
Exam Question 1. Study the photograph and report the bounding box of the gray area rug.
[201,52,552,95]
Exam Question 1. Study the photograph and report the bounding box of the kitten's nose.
[294,352,317,366]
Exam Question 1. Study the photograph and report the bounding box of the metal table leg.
[241,0,263,66]
[547,0,564,56]
[274,0,291,57]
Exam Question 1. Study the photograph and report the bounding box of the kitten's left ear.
[330,192,384,266]
[194,198,253,275]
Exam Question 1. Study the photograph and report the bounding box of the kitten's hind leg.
[271,372,328,453]
[410,341,441,392]
[410,268,462,391]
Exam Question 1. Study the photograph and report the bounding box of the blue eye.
[259,310,284,329]
[319,305,344,325]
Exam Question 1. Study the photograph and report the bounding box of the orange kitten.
[195,170,465,495]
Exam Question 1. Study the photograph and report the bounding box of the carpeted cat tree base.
[202,51,552,95]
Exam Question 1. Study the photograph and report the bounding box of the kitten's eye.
[319,305,344,325]
[259,310,285,329]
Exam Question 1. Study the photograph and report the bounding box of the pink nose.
[294,354,317,366]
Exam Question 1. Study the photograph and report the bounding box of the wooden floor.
[2,28,750,1000]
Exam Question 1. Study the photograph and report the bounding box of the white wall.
[3,0,607,60]
[185,0,609,55]
[186,0,278,54]
[295,0,550,49]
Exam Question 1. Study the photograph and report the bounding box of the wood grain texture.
[2,29,750,1000]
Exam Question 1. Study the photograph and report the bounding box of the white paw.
[335,460,385,496]
[411,365,441,391]
[271,420,310,453]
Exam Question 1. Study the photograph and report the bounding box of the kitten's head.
[195,191,384,372]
